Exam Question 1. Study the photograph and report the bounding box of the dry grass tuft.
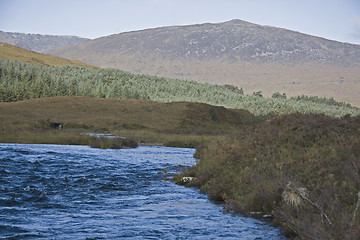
[282,182,307,208]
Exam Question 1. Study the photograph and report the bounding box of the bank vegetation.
[1,57,360,239]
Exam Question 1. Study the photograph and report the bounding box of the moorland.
[1,23,360,240]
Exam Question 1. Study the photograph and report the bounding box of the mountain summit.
[49,20,360,106]
[50,19,360,66]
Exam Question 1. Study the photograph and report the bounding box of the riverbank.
[0,129,138,149]
[1,97,359,238]
[174,113,360,239]
[0,96,251,148]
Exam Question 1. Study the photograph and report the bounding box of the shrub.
[177,113,360,239]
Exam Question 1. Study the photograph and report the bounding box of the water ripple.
[0,143,285,239]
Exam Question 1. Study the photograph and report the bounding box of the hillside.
[49,19,360,107]
[0,30,89,53]
[0,42,99,69]
[1,58,359,117]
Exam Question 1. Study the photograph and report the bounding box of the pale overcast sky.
[0,0,359,44]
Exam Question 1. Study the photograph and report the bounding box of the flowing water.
[0,143,285,239]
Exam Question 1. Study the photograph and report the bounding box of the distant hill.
[49,19,360,106]
[0,42,99,69]
[0,30,89,53]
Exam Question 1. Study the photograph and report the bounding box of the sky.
[0,0,359,44]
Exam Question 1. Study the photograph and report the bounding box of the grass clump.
[177,113,360,239]
[89,136,138,149]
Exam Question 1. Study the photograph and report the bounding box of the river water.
[0,143,285,239]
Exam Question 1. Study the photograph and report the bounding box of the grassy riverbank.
[0,96,252,147]
[174,113,360,239]
[1,97,359,239]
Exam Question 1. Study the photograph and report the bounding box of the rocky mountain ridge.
[0,30,89,53]
[52,19,360,67]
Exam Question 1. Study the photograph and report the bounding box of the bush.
[177,113,360,239]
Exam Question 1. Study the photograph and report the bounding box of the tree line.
[1,58,359,117]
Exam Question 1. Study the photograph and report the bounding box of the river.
[0,143,285,239]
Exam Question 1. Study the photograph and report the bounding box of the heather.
[176,113,360,239]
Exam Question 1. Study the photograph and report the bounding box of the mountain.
[0,42,99,69]
[0,30,89,53]
[49,19,360,107]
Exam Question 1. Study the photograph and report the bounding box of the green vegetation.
[272,92,287,99]
[175,113,360,239]
[2,95,359,238]
[1,58,359,117]
[290,95,353,108]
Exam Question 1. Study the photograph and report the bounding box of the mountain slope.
[49,19,360,106]
[0,42,99,69]
[0,30,89,53]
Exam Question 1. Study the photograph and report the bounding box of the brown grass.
[0,96,252,146]
[0,42,99,69]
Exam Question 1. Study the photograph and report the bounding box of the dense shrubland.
[176,113,360,239]
[1,59,359,117]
